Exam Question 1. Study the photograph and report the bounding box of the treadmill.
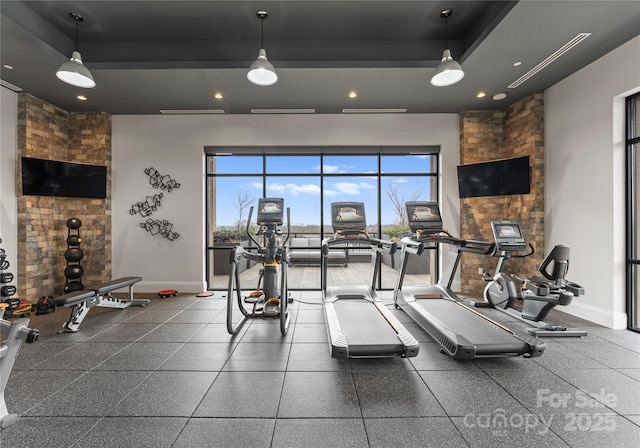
[321,202,419,359]
[393,201,545,360]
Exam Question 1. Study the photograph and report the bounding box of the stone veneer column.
[16,94,111,300]
[459,93,545,297]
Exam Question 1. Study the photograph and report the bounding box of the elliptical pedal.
[245,290,265,304]
[263,297,280,316]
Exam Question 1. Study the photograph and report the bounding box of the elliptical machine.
[227,198,291,335]
[476,221,586,337]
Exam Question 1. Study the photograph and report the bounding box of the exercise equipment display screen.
[491,221,525,245]
[331,202,366,232]
[406,201,443,233]
[257,198,284,225]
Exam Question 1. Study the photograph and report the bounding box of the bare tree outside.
[234,190,255,231]
[385,183,422,228]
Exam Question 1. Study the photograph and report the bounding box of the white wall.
[0,87,18,286]
[112,114,460,292]
[545,35,640,329]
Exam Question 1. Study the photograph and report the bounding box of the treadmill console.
[406,201,443,234]
[257,198,284,226]
[491,221,527,250]
[331,202,367,236]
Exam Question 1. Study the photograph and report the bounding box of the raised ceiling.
[1,1,639,115]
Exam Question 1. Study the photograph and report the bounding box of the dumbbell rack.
[0,237,19,317]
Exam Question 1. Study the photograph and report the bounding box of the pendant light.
[247,10,278,86]
[56,12,95,88]
[431,8,464,87]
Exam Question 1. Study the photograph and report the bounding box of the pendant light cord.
[261,16,264,48]
[75,17,79,51]
[444,16,448,49]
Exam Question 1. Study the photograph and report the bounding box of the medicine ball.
[66,218,82,229]
[66,235,82,246]
[64,281,84,293]
[64,265,84,279]
[64,248,84,263]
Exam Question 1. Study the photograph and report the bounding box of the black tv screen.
[22,157,107,199]
[457,156,531,198]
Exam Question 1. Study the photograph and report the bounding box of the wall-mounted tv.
[22,157,107,199]
[457,156,531,198]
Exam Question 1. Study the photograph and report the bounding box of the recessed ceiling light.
[77,95,87,101]
[3,64,14,70]
[513,61,522,67]
[492,92,507,101]
[213,92,223,99]
[476,91,486,98]
[348,91,357,98]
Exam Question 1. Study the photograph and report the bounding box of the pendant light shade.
[56,13,95,88]
[56,50,95,88]
[431,49,465,87]
[247,10,277,86]
[431,9,464,87]
[248,48,278,86]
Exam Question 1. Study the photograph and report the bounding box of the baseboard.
[563,301,628,329]
[136,281,207,294]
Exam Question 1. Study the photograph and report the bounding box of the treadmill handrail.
[408,231,494,255]
[400,237,424,255]
[322,235,396,256]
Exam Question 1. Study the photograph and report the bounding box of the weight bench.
[54,276,148,333]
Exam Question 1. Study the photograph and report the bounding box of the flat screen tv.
[457,156,531,198]
[22,157,107,199]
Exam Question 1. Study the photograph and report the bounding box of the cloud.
[332,181,375,195]
[322,164,348,174]
[268,182,320,196]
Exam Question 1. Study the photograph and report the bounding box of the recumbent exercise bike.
[475,221,586,337]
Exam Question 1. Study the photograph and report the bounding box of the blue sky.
[213,155,434,229]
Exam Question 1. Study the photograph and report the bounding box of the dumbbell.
[1,285,17,297]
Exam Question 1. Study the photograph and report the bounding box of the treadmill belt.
[416,298,529,354]
[334,299,404,356]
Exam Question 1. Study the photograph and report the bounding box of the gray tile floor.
[1,290,639,448]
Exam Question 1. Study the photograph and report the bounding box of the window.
[205,147,439,291]
[627,92,640,332]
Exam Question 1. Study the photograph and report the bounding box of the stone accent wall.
[16,94,111,300]
[459,93,545,297]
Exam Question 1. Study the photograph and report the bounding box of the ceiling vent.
[0,79,23,92]
[342,108,407,113]
[159,109,225,114]
[251,109,315,114]
[508,33,591,89]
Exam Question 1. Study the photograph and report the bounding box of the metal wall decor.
[145,167,181,192]
[140,219,179,241]
[133,168,181,241]
[129,193,164,217]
